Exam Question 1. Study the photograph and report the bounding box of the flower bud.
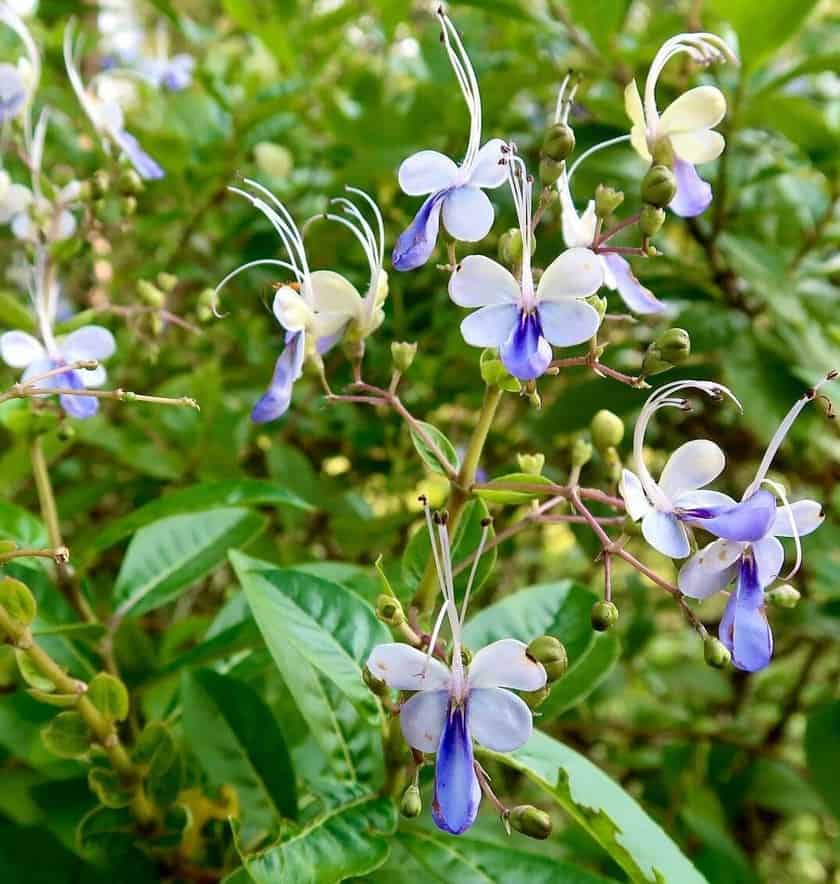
[509,805,552,839]
[642,328,691,376]
[137,279,166,308]
[92,169,110,197]
[363,665,389,697]
[651,138,675,167]
[595,184,624,219]
[119,169,144,195]
[590,409,624,451]
[591,600,619,632]
[571,436,593,469]
[527,388,542,409]
[376,594,405,627]
[641,165,677,208]
[121,196,137,216]
[516,452,545,476]
[391,341,417,374]
[400,783,422,818]
[766,584,801,609]
[541,122,576,162]
[254,142,293,181]
[639,203,666,237]
[539,156,564,186]
[521,685,550,709]
[704,636,731,669]
[527,635,568,681]
[602,446,622,484]
[157,272,178,293]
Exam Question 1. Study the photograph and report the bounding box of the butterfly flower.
[449,149,603,381]
[624,33,736,217]
[392,8,506,271]
[0,2,40,122]
[367,507,546,834]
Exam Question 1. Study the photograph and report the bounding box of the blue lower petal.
[114,129,165,181]
[392,190,448,271]
[680,489,776,542]
[669,158,712,218]
[58,368,98,419]
[499,310,552,381]
[251,331,305,423]
[432,702,480,835]
[721,554,773,672]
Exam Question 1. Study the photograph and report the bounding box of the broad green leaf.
[410,421,460,477]
[0,500,46,549]
[473,472,555,504]
[488,730,708,884]
[181,669,297,846]
[114,508,266,618]
[239,795,396,884]
[540,633,620,717]
[0,291,36,332]
[805,700,840,820]
[231,553,387,786]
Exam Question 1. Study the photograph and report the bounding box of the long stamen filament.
[762,478,802,580]
[460,520,490,625]
[566,135,631,189]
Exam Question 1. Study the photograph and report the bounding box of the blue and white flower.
[392,8,506,271]
[367,508,546,835]
[215,179,363,422]
[449,150,604,381]
[679,378,832,671]
[64,20,164,180]
[624,33,736,217]
[0,2,40,122]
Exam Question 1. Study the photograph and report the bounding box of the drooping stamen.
[436,514,465,693]
[762,478,802,581]
[566,135,631,189]
[421,501,456,672]
[212,259,301,318]
[242,178,312,280]
[505,150,535,302]
[553,71,571,124]
[460,517,491,625]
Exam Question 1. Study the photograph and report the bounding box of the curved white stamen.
[460,520,489,625]
[437,520,465,696]
[421,503,453,677]
[325,211,377,280]
[347,186,385,270]
[553,72,571,124]
[241,178,311,280]
[212,259,300,318]
[566,134,632,190]
[562,79,579,125]
[505,149,534,305]
[762,478,802,580]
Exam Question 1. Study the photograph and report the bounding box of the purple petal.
[392,190,448,271]
[58,368,98,419]
[720,555,773,672]
[680,489,776,542]
[669,158,712,218]
[601,253,665,314]
[113,129,164,181]
[161,55,194,92]
[432,702,481,835]
[499,311,552,381]
[251,331,304,423]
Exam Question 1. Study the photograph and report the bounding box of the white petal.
[313,311,350,339]
[460,304,518,347]
[624,79,646,131]
[468,687,532,752]
[308,270,362,317]
[0,330,44,367]
[398,150,458,196]
[399,689,449,752]
[21,356,53,384]
[771,500,824,538]
[558,170,597,249]
[442,186,494,242]
[537,247,604,302]
[537,299,601,347]
[753,535,784,587]
[468,638,546,692]
[467,138,507,189]
[630,125,652,163]
[670,130,725,164]
[61,325,116,362]
[678,539,744,599]
[642,510,691,558]
[620,469,651,521]
[449,255,519,308]
[659,440,725,500]
[366,643,450,692]
[659,86,726,136]
[79,364,107,388]
[675,490,735,510]
[272,285,311,332]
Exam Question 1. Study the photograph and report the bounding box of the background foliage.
[0,0,838,882]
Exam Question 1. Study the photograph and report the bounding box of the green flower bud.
[376,594,405,627]
[641,164,677,208]
[119,169,144,195]
[571,436,593,469]
[651,138,675,167]
[541,122,576,162]
[363,665,389,697]
[539,156,564,187]
[521,685,550,709]
[254,142,293,181]
[400,783,422,818]
[595,184,624,219]
[480,349,521,393]
[591,600,619,632]
[527,635,568,681]
[121,196,137,216]
[92,169,110,197]
[657,328,691,364]
[527,387,542,409]
[391,341,418,374]
[0,577,37,628]
[516,452,545,476]
[639,203,666,237]
[602,446,622,484]
[585,293,607,323]
[766,584,801,609]
[76,180,92,202]
[157,272,178,293]
[590,409,624,451]
[137,280,166,308]
[704,636,731,669]
[497,227,534,265]
[509,805,552,839]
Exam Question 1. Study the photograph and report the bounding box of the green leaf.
[0,500,46,548]
[566,0,630,52]
[0,291,36,332]
[15,649,55,692]
[805,700,840,820]
[231,553,387,787]
[87,674,130,723]
[181,669,297,846]
[239,795,396,884]
[540,633,620,717]
[42,711,89,759]
[89,767,133,809]
[751,53,840,100]
[488,730,708,884]
[133,722,182,807]
[474,472,555,504]
[114,508,266,618]
[410,421,460,476]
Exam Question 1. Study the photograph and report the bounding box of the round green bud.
[766,584,801,609]
[704,636,731,669]
[527,635,568,681]
[391,341,418,374]
[137,280,166,308]
[509,805,552,839]
[521,685,550,709]
[122,196,137,216]
[76,180,93,202]
[363,665,389,697]
[92,169,111,197]
[571,436,593,469]
[656,328,691,364]
[591,600,619,632]
[498,228,523,265]
[651,138,675,167]
[641,164,677,208]
[639,203,666,237]
[157,272,178,293]
[541,122,576,162]
[376,594,405,627]
[539,156,564,187]
[119,169,144,195]
[254,142,294,181]
[602,446,622,484]
[595,184,624,219]
[591,409,624,451]
[516,452,545,476]
[400,784,422,818]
